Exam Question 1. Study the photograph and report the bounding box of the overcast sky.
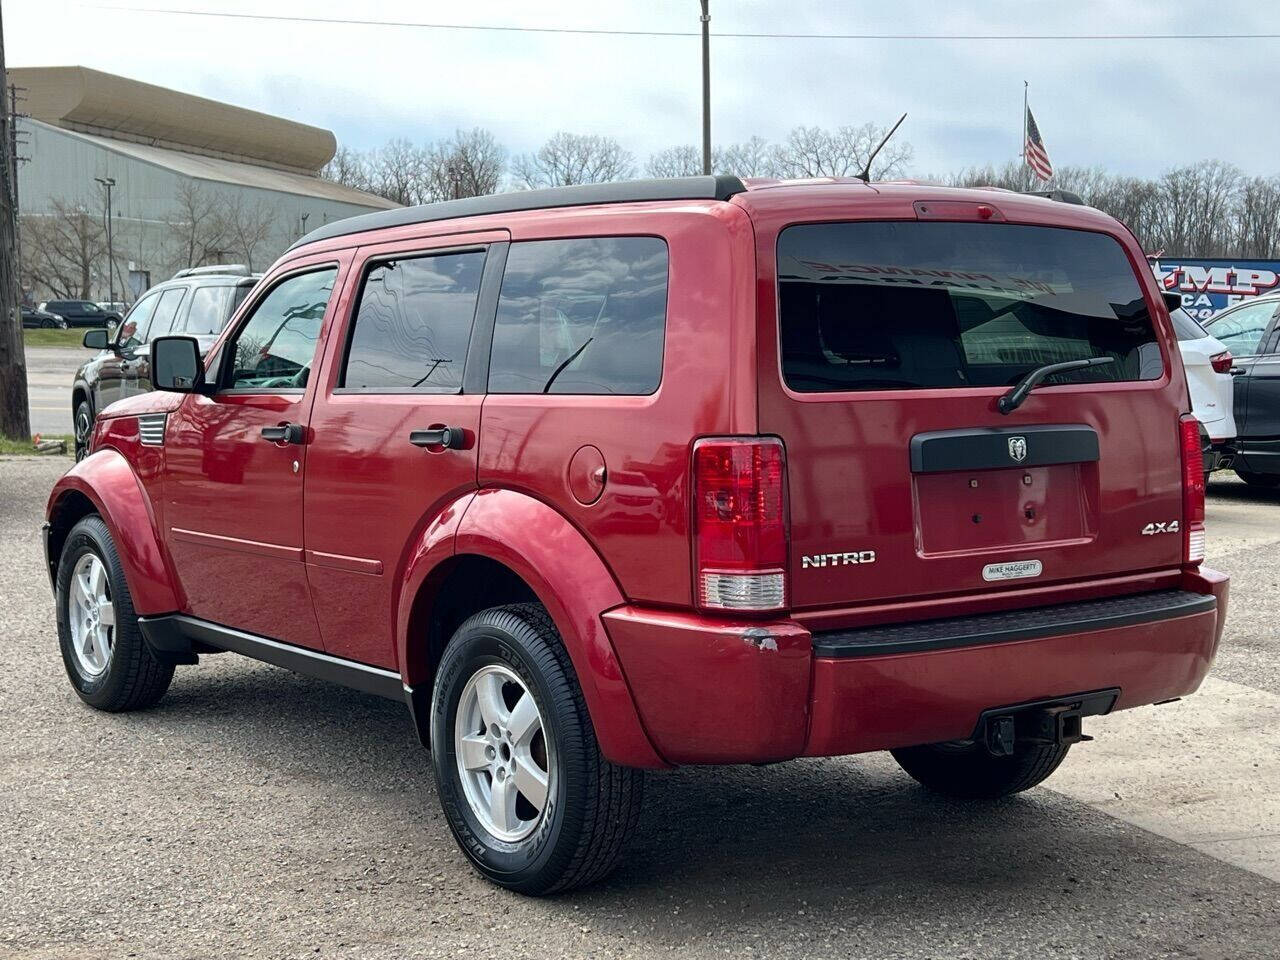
[7,0,1279,179]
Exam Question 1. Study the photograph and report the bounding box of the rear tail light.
[1179,415,1206,565]
[1210,350,1233,374]
[692,437,788,612]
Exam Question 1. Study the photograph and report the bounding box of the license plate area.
[914,462,1098,556]
[910,424,1101,558]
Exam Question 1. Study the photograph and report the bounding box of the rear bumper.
[603,568,1228,765]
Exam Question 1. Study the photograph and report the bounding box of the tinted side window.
[1207,301,1277,357]
[116,293,160,350]
[341,251,485,392]
[226,268,337,390]
[488,237,668,395]
[184,285,235,335]
[144,288,188,344]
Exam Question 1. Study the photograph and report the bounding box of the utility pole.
[700,0,711,175]
[95,176,115,307]
[0,3,31,442]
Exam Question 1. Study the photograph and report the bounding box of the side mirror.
[82,329,109,350]
[1162,291,1183,314]
[152,336,207,393]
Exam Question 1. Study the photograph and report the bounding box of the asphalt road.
[23,346,83,438]
[2,456,1278,959]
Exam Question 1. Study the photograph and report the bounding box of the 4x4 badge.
[1008,436,1028,462]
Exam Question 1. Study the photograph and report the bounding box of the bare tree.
[716,136,777,178]
[772,123,913,180]
[19,199,107,299]
[1148,161,1242,257]
[167,180,229,270]
[1233,176,1280,258]
[320,146,370,191]
[222,193,278,271]
[364,138,428,206]
[426,128,506,200]
[646,145,703,179]
[513,132,635,188]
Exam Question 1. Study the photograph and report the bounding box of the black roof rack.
[1026,189,1085,206]
[289,175,749,251]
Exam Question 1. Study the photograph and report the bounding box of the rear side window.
[341,250,485,392]
[488,237,668,395]
[1171,308,1210,341]
[184,284,235,335]
[778,222,1163,392]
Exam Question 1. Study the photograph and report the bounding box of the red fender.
[395,491,476,683]
[46,450,182,614]
[453,488,666,769]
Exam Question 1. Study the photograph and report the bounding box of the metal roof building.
[11,66,395,302]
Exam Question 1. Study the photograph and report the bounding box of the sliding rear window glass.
[778,221,1162,392]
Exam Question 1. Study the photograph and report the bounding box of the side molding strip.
[138,614,403,700]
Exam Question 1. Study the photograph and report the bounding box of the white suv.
[1172,307,1236,479]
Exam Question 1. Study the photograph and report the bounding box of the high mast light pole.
[94,176,116,307]
[700,0,711,175]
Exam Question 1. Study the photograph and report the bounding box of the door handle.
[261,422,305,444]
[1230,367,1245,376]
[409,426,465,449]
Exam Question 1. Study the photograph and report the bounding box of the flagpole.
[1021,81,1028,165]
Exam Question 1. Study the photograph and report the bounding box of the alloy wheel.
[67,552,115,678]
[454,663,552,842]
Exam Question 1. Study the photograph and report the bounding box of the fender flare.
[402,487,666,769]
[45,449,182,615]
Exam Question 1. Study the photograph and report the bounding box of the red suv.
[43,176,1229,894]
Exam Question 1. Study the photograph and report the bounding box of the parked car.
[1171,307,1237,480]
[21,305,67,329]
[1203,292,1280,487]
[43,178,1228,895]
[70,266,259,460]
[39,299,123,328]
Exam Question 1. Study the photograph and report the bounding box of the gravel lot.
[2,456,1278,959]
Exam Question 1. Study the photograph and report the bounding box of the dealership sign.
[1151,258,1280,322]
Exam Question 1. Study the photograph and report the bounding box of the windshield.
[778,221,1163,392]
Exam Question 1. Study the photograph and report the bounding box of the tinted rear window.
[778,222,1162,392]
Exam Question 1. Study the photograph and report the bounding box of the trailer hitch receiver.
[976,688,1119,757]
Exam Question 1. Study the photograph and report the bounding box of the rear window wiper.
[997,356,1114,414]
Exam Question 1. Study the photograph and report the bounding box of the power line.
[92,7,1280,41]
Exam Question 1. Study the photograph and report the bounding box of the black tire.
[40,317,56,328]
[1234,468,1280,488]
[55,515,174,711]
[73,400,93,462]
[891,740,1071,799]
[430,603,643,895]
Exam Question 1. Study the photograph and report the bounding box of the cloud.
[9,0,1279,177]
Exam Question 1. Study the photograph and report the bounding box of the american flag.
[1024,107,1053,182]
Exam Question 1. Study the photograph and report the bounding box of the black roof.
[289,175,748,251]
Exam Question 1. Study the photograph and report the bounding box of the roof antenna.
[856,112,908,183]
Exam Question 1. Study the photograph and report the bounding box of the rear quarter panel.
[477,201,758,607]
